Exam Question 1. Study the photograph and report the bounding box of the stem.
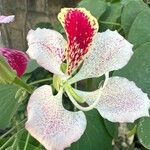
[14,77,33,94]
[23,133,30,150]
[17,145,20,150]
[0,128,14,140]
[11,137,18,149]
[118,26,123,32]
[99,20,121,26]
[0,119,26,139]
[0,134,14,150]
[0,128,25,150]
[29,78,52,85]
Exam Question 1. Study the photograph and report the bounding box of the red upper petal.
[0,48,28,77]
[58,8,98,75]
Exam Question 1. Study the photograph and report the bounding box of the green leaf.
[35,22,53,29]
[78,0,107,19]
[19,140,42,150]
[67,109,113,150]
[121,0,147,35]
[128,8,150,47]
[100,2,121,30]
[0,76,7,84]
[91,75,104,90]
[114,42,150,95]
[104,119,118,138]
[53,23,64,34]
[25,60,39,74]
[0,84,18,129]
[121,0,139,6]
[17,131,43,150]
[137,117,150,149]
[107,0,120,2]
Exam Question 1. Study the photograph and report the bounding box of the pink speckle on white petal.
[0,15,15,24]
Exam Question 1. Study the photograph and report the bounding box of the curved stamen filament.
[103,72,109,87]
[66,88,102,111]
[66,73,109,111]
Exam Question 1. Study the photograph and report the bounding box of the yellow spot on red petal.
[58,8,98,75]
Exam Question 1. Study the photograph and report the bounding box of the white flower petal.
[69,30,133,84]
[27,28,66,75]
[0,15,15,23]
[26,85,86,150]
[75,77,150,123]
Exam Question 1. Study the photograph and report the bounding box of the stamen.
[66,73,109,111]
[103,72,109,87]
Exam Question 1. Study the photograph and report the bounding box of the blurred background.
[0,0,79,50]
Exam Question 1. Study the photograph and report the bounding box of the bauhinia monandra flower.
[24,8,150,150]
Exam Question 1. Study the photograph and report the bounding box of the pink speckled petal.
[69,30,133,84]
[0,15,15,23]
[27,28,66,76]
[0,48,28,77]
[75,77,150,123]
[26,85,86,150]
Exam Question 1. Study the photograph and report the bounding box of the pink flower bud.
[0,48,28,77]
